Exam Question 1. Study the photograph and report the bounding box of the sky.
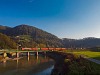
[0,0,100,39]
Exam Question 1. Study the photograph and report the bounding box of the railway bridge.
[0,47,67,59]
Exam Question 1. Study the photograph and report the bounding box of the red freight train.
[22,48,67,51]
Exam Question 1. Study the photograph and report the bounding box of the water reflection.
[3,59,6,68]
[0,54,54,75]
[16,58,19,68]
[27,52,30,61]
[34,66,54,75]
[36,55,38,60]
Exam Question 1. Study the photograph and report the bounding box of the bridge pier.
[36,51,38,56]
[27,52,29,57]
[16,52,19,58]
[44,51,46,55]
[36,51,39,60]
[27,52,30,61]
[44,51,46,59]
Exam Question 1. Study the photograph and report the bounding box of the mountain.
[0,24,100,49]
[0,24,63,48]
[62,37,100,48]
[0,33,17,49]
[0,25,11,30]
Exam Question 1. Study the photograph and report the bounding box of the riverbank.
[46,51,100,75]
[46,51,74,75]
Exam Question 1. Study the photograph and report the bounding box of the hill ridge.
[0,24,63,48]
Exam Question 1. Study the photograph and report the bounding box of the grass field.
[65,50,100,60]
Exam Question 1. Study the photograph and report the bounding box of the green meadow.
[65,50,100,60]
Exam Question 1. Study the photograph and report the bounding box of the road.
[82,55,100,64]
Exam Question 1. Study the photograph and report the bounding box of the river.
[0,54,54,75]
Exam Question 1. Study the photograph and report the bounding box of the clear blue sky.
[0,0,100,39]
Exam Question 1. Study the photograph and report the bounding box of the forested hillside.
[0,33,17,49]
[0,25,63,48]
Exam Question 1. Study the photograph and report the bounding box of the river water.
[0,54,54,75]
